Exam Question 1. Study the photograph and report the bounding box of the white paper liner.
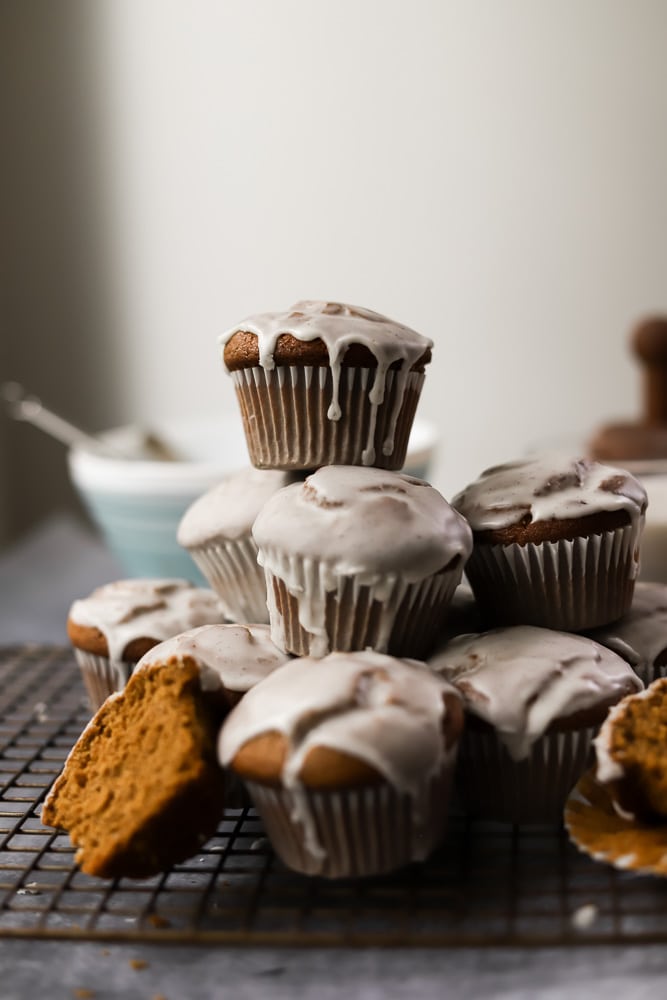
[262,552,463,658]
[232,365,424,470]
[565,769,667,877]
[455,724,598,823]
[187,534,268,624]
[465,520,644,631]
[243,769,452,878]
[73,649,134,712]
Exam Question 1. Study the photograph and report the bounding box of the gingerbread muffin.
[252,464,473,658]
[430,626,642,823]
[41,657,227,879]
[178,468,303,623]
[595,678,667,822]
[452,455,647,631]
[67,579,224,709]
[587,582,667,686]
[220,300,432,470]
[219,650,464,878]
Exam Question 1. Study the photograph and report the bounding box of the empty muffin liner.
[243,766,454,879]
[464,521,644,632]
[187,535,268,624]
[262,553,463,658]
[565,769,667,876]
[455,725,598,824]
[73,649,134,712]
[231,365,424,471]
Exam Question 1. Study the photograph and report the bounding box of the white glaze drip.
[68,579,224,663]
[452,454,647,531]
[135,623,290,694]
[219,301,432,465]
[429,626,642,761]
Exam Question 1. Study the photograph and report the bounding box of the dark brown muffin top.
[220,300,432,372]
[451,455,647,545]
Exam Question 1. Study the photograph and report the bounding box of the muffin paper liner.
[231,365,424,470]
[456,725,598,823]
[73,649,134,712]
[262,552,463,658]
[565,769,667,876]
[187,535,268,624]
[465,520,643,631]
[243,768,453,878]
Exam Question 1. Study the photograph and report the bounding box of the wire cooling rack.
[2,644,667,947]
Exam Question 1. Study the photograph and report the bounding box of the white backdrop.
[94,0,667,498]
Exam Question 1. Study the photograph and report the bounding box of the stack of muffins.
[43,299,661,881]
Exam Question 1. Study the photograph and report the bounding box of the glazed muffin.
[177,468,303,623]
[595,678,667,822]
[587,582,667,686]
[220,300,432,470]
[41,657,227,879]
[430,626,642,823]
[219,650,464,878]
[452,455,647,631]
[252,465,473,658]
[67,579,223,709]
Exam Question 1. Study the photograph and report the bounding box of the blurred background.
[2,0,667,549]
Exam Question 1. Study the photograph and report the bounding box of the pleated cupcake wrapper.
[73,649,135,712]
[565,769,667,877]
[635,660,667,686]
[244,770,452,879]
[262,551,463,658]
[231,365,424,470]
[187,534,268,624]
[456,725,598,824]
[465,520,643,631]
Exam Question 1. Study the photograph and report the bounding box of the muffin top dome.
[136,623,291,698]
[220,300,432,379]
[252,465,473,583]
[177,468,297,548]
[430,626,642,760]
[452,455,647,534]
[219,650,463,792]
[67,579,223,663]
[587,582,667,679]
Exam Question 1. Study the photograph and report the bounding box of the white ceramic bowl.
[69,414,439,581]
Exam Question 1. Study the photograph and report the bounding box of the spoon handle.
[1,382,126,458]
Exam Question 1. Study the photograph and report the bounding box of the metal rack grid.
[1,643,667,947]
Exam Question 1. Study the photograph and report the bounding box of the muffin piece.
[587,582,667,686]
[41,658,227,879]
[177,468,303,623]
[595,678,667,822]
[219,651,464,878]
[219,300,432,470]
[252,465,473,658]
[136,623,291,708]
[67,579,224,710]
[430,626,642,823]
[452,455,647,631]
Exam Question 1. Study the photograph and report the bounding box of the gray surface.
[4,940,667,999]
[2,516,667,997]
